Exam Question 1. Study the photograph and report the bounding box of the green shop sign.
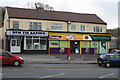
[90,35,111,41]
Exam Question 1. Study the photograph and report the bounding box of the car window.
[0,51,2,56]
[109,55,120,59]
[109,55,116,59]
[116,55,120,59]
[2,51,11,57]
[100,55,106,58]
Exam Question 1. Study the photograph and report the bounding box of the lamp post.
[67,21,71,60]
[67,21,71,31]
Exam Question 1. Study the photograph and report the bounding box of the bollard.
[67,48,71,60]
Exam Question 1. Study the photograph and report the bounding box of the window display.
[25,37,47,50]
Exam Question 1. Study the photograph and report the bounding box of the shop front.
[48,32,111,54]
[6,30,48,54]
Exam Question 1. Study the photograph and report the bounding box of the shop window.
[25,37,47,50]
[26,39,32,49]
[51,23,62,31]
[40,39,47,50]
[13,21,19,29]
[70,25,76,32]
[49,40,59,48]
[91,41,99,48]
[82,41,90,47]
[60,41,68,47]
[29,22,41,30]
[33,39,39,50]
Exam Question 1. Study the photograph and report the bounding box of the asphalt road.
[1,64,120,79]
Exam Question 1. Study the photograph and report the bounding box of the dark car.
[112,49,120,54]
[97,54,120,68]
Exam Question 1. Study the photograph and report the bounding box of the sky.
[0,0,119,29]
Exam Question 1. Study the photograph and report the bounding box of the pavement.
[16,53,99,64]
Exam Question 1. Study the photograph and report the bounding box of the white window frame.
[29,22,42,30]
[94,26,102,33]
[24,37,47,50]
[51,23,62,31]
[70,25,76,32]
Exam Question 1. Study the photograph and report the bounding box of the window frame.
[70,24,76,32]
[29,22,42,30]
[13,21,19,29]
[25,37,47,50]
[51,23,62,31]
[94,26,102,33]
[80,25,85,32]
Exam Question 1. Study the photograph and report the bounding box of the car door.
[116,55,120,66]
[2,51,13,64]
[109,55,118,66]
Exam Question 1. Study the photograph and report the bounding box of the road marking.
[40,73,65,78]
[99,73,115,78]
[3,68,119,70]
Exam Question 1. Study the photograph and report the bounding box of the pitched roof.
[7,7,107,25]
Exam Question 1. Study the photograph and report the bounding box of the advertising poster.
[49,41,59,47]
[100,42,107,54]
[66,35,76,40]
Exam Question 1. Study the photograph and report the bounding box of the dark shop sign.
[90,35,111,41]
[6,31,48,36]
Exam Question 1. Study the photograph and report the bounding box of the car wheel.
[106,63,110,68]
[13,60,20,67]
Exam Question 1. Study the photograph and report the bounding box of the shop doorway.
[10,39,21,53]
[100,41,107,54]
[70,41,80,54]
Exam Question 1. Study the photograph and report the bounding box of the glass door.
[100,41,107,54]
[70,41,80,54]
[10,39,21,53]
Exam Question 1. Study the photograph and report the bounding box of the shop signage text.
[7,31,48,36]
[90,35,111,41]
[49,36,62,39]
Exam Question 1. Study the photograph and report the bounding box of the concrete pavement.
[18,54,99,64]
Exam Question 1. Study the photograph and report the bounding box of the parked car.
[97,54,120,68]
[111,49,120,54]
[0,49,24,67]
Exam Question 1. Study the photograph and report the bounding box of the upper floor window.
[29,22,41,30]
[51,23,62,31]
[70,25,76,32]
[94,26,102,32]
[80,25,85,31]
[13,21,19,29]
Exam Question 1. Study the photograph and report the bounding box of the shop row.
[5,30,111,54]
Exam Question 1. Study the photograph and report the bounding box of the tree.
[27,2,54,11]
[107,28,120,49]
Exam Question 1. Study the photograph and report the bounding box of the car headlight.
[19,57,23,60]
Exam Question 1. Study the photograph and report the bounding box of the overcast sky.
[0,0,119,29]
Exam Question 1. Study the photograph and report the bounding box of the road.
[1,64,120,79]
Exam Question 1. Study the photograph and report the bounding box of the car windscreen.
[99,55,106,58]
